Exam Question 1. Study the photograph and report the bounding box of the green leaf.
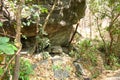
[34,12,39,18]
[22,35,27,39]
[0,37,10,44]
[0,51,3,54]
[27,21,30,26]
[0,68,4,75]
[22,22,26,26]
[116,5,120,12]
[0,43,16,54]
[0,22,3,27]
[10,44,18,51]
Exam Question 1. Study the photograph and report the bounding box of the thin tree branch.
[0,55,15,79]
[95,16,109,55]
[0,48,21,80]
[0,32,15,38]
[109,13,120,27]
[69,20,80,45]
[108,13,120,54]
[43,0,58,30]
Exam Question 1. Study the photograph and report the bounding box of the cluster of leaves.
[0,67,4,76]
[0,22,17,55]
[88,0,120,67]
[0,37,17,78]
[19,0,50,52]
[89,0,120,38]
[37,37,50,51]
[89,0,120,35]
[52,64,71,72]
[22,4,47,26]
[69,39,101,78]
[19,58,33,80]
[0,0,50,79]
[7,0,50,53]
[69,39,92,57]
[0,22,3,27]
[8,0,48,27]
[42,51,50,59]
[0,37,17,55]
[89,0,120,17]
[69,39,97,64]
[9,58,33,80]
[78,39,97,64]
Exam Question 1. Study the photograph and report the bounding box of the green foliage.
[0,22,3,27]
[87,51,97,64]
[9,58,33,80]
[89,0,120,36]
[109,54,120,69]
[22,21,31,26]
[69,50,80,59]
[116,4,120,12]
[77,39,92,55]
[52,64,71,72]
[89,0,120,15]
[42,52,50,59]
[89,0,120,68]
[22,35,27,39]
[97,41,109,53]
[0,67,4,75]
[36,36,50,51]
[21,4,48,26]
[92,71,100,78]
[78,39,92,49]
[40,7,48,13]
[52,64,62,71]
[0,37,9,44]
[2,57,33,80]
[65,66,72,72]
[9,1,17,13]
[97,41,120,69]
[19,58,33,80]
[70,39,97,65]
[0,37,17,55]
[69,39,92,59]
[8,0,48,27]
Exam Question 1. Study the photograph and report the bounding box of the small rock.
[39,59,49,65]
[49,46,63,54]
[73,62,86,75]
[51,55,63,65]
[54,69,69,79]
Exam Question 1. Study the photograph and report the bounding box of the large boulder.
[43,0,86,46]
[0,0,86,46]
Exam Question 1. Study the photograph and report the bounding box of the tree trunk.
[13,0,23,80]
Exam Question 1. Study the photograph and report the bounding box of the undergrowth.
[8,58,33,80]
[70,38,120,78]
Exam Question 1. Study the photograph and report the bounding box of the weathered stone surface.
[30,54,80,80]
[45,24,73,46]
[0,0,86,46]
[43,0,86,46]
[0,22,37,37]
[54,69,69,79]
[48,46,63,54]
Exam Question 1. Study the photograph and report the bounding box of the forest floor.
[22,53,81,80]
[94,69,120,80]
[21,51,120,80]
